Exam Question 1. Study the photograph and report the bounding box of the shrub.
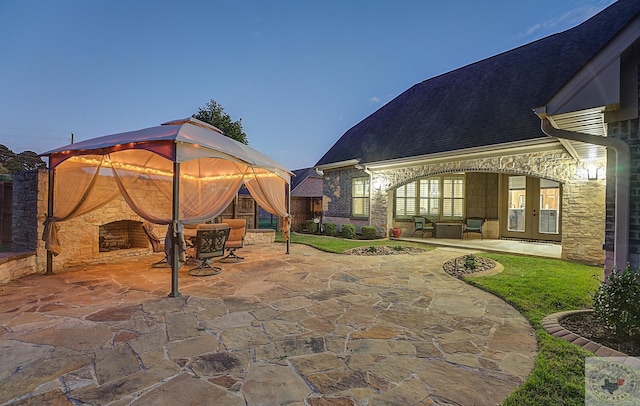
[361,226,377,240]
[304,219,317,233]
[592,266,640,339]
[324,222,337,236]
[367,245,377,253]
[341,224,356,239]
[464,254,477,270]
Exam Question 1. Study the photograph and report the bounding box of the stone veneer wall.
[323,147,606,265]
[11,170,41,252]
[606,119,640,270]
[322,167,371,232]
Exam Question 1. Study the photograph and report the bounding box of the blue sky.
[0,0,615,170]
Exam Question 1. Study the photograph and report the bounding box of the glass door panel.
[501,175,561,241]
[539,179,560,234]
[507,176,526,232]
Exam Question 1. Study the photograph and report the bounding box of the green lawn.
[467,254,602,405]
[277,233,603,405]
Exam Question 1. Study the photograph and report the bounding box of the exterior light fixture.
[587,166,603,180]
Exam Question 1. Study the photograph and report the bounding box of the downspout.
[356,164,373,226]
[539,116,630,270]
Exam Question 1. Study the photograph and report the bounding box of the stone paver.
[0,244,537,405]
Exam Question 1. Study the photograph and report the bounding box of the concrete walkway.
[0,244,537,405]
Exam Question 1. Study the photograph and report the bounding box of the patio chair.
[141,222,169,267]
[220,219,246,262]
[411,216,434,237]
[464,217,485,239]
[186,223,230,276]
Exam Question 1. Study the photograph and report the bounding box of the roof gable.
[316,0,640,167]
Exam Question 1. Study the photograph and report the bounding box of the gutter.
[539,116,630,270]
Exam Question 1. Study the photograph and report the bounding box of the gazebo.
[41,117,292,297]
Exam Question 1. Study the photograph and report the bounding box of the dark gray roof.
[291,168,322,197]
[316,0,640,167]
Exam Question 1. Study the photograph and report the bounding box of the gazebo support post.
[46,167,54,275]
[286,182,291,254]
[169,161,181,298]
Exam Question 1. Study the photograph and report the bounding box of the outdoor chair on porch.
[464,217,485,239]
[411,216,434,237]
[141,222,169,267]
[220,219,246,262]
[186,223,230,276]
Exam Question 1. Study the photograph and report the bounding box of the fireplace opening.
[99,220,147,252]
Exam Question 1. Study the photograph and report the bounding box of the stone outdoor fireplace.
[99,220,147,252]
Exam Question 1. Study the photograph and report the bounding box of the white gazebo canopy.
[41,117,292,297]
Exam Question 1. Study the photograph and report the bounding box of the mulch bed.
[559,312,640,356]
[442,255,497,279]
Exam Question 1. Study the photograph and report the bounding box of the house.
[315,0,640,269]
[290,168,323,230]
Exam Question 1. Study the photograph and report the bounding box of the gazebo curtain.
[43,150,290,255]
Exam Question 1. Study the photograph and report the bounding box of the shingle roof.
[291,167,322,197]
[316,0,640,167]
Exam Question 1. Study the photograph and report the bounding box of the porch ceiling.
[548,107,607,162]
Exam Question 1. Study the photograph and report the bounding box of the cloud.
[369,96,380,103]
[518,0,615,40]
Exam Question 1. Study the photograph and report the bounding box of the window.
[419,178,439,218]
[442,175,464,219]
[395,182,416,216]
[352,177,370,217]
[394,175,465,220]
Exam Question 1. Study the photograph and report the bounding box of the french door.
[501,175,561,241]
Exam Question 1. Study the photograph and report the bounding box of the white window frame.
[351,177,370,218]
[394,175,465,220]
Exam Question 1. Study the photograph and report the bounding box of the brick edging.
[541,310,628,357]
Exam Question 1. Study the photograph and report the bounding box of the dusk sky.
[0,0,615,170]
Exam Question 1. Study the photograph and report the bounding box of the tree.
[192,99,248,144]
[16,151,47,171]
[0,144,47,173]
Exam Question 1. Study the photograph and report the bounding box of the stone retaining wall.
[245,229,275,244]
[0,252,37,285]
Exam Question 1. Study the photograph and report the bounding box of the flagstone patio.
[0,243,537,405]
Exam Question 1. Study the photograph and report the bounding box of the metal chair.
[220,219,246,262]
[464,217,485,239]
[187,223,230,276]
[141,222,169,267]
[411,216,434,237]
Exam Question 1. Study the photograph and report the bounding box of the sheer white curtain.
[43,155,121,255]
[43,150,257,255]
[244,167,291,239]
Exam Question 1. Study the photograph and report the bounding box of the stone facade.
[606,118,640,270]
[11,170,41,252]
[323,146,606,265]
[322,167,370,232]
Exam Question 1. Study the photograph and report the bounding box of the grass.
[275,231,434,254]
[276,233,604,405]
[466,253,602,405]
